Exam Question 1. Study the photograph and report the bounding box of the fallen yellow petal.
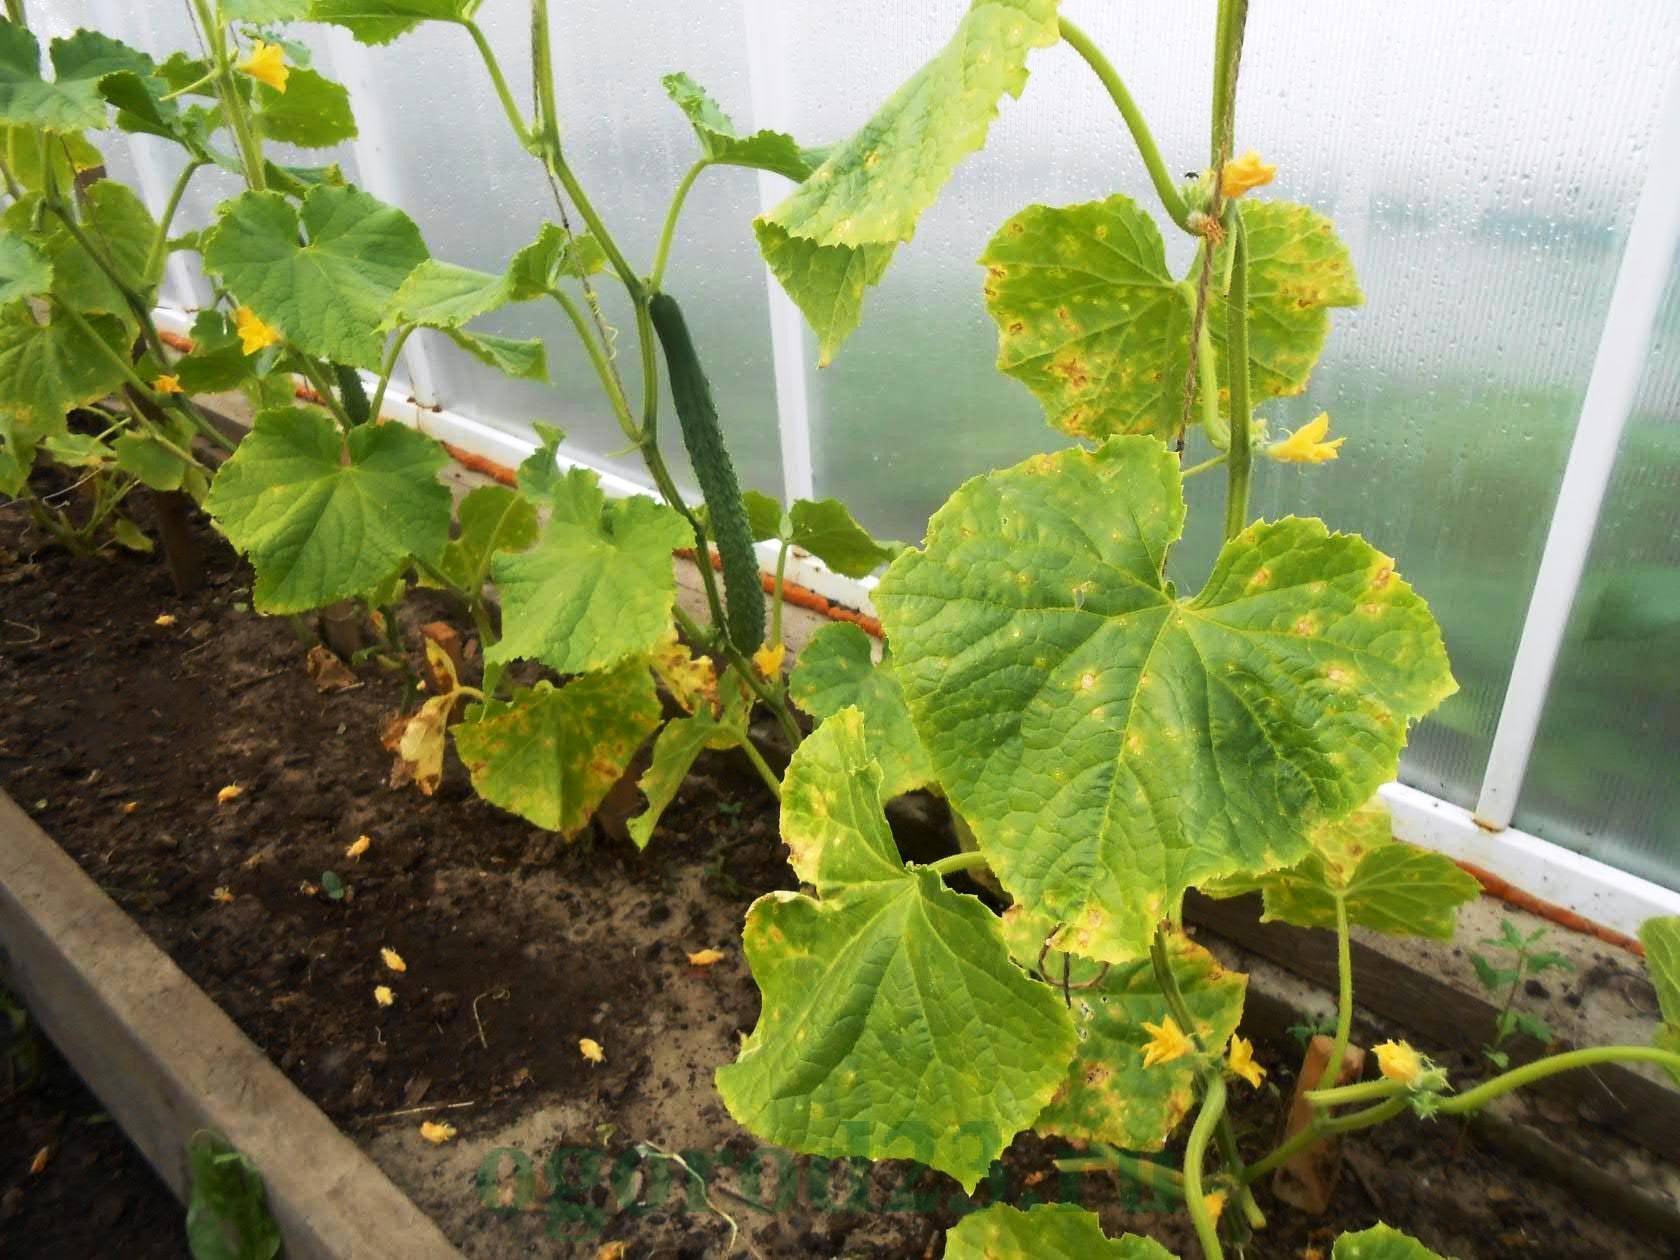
[298,880,319,896]
[120,800,140,815]
[236,41,288,93]
[381,947,407,973]
[596,1243,627,1260]
[687,948,726,967]
[578,1037,604,1064]
[215,783,243,804]
[29,1146,50,1175]
[345,834,371,861]
[210,886,234,904]
[752,641,786,679]
[151,373,182,395]
[1140,1015,1195,1069]
[374,985,395,1007]
[233,306,281,355]
[1220,149,1276,199]
[419,1120,456,1144]
[154,613,177,627]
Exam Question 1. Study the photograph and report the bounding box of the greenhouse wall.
[39,0,1680,897]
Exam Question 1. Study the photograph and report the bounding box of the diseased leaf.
[982,195,1192,441]
[0,304,128,427]
[662,72,821,182]
[1210,200,1362,414]
[1641,916,1680,1086]
[648,630,719,716]
[203,185,428,370]
[716,709,1075,1192]
[204,407,451,612]
[945,1203,1177,1260]
[789,622,931,799]
[1332,1224,1452,1260]
[487,488,690,675]
[875,437,1457,962]
[756,0,1061,362]
[0,231,52,304]
[628,669,750,850]
[1205,799,1481,940]
[453,663,661,837]
[307,0,483,45]
[1015,928,1246,1151]
[436,483,537,592]
[0,25,107,132]
[251,66,357,148]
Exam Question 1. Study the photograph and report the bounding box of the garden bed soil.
[2,493,1677,1259]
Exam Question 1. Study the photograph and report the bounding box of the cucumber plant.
[713,3,1680,1256]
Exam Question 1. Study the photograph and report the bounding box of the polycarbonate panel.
[782,0,1680,810]
[1514,263,1680,890]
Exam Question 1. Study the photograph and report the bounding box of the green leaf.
[944,1203,1177,1260]
[437,483,537,592]
[513,421,573,503]
[1210,200,1362,414]
[738,488,784,542]
[662,72,820,182]
[114,432,188,492]
[0,304,127,427]
[109,517,152,552]
[756,0,1061,362]
[251,66,356,148]
[204,406,451,612]
[40,179,160,317]
[0,437,29,496]
[1469,954,1515,992]
[487,489,690,675]
[1023,930,1246,1152]
[225,0,313,20]
[1206,799,1481,940]
[453,663,661,837]
[506,222,603,294]
[174,310,263,394]
[41,429,114,468]
[441,327,546,381]
[1640,916,1680,1086]
[185,1132,281,1260]
[1332,1224,1451,1260]
[307,0,483,45]
[0,124,102,190]
[0,231,52,303]
[203,185,428,370]
[1510,1011,1553,1045]
[789,622,931,799]
[628,672,751,850]
[716,709,1075,1192]
[874,437,1457,962]
[0,25,107,132]
[383,259,507,329]
[981,195,1193,441]
[320,869,346,900]
[788,497,897,576]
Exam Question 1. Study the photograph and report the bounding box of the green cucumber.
[649,291,765,652]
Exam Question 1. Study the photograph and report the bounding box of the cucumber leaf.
[204,406,451,612]
[627,669,752,850]
[788,622,931,799]
[0,232,52,304]
[0,25,109,132]
[1640,916,1680,1086]
[436,483,538,592]
[716,709,1075,1192]
[1333,1225,1450,1260]
[662,72,822,182]
[308,0,484,45]
[982,195,1192,441]
[251,66,357,148]
[944,1204,1176,1259]
[0,304,128,428]
[40,179,159,317]
[453,663,661,837]
[875,437,1457,962]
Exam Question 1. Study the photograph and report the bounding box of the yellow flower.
[1220,149,1275,199]
[687,948,726,968]
[1374,1040,1425,1086]
[419,1120,456,1144]
[1203,1190,1228,1221]
[1227,1035,1265,1088]
[152,374,182,394]
[374,985,395,1007]
[753,641,786,679]
[381,947,407,973]
[236,41,288,93]
[234,306,281,354]
[1140,1016,1194,1069]
[1267,412,1345,464]
[579,1037,605,1064]
[345,834,371,861]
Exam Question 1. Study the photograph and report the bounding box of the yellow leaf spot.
[381,947,407,973]
[374,985,395,1007]
[215,784,243,804]
[1226,1035,1266,1088]
[1266,412,1344,464]
[210,886,234,904]
[236,41,288,93]
[1220,150,1276,199]
[1140,1016,1194,1069]
[345,834,371,861]
[687,948,726,968]
[233,306,281,354]
[419,1120,457,1144]
[151,373,182,395]
[753,641,786,679]
[579,1037,605,1064]
[29,1146,49,1175]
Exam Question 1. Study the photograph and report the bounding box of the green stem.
[1182,453,1227,478]
[738,737,782,800]
[1436,1046,1680,1116]
[770,537,790,650]
[1242,1096,1407,1185]
[1057,17,1190,232]
[548,288,639,441]
[1196,315,1223,443]
[370,324,417,421]
[295,355,353,431]
[1182,1076,1226,1260]
[1221,210,1251,541]
[1209,0,1249,168]
[1055,1148,1186,1201]
[141,158,204,285]
[39,185,168,359]
[925,851,989,877]
[1317,897,1355,1104]
[190,0,266,192]
[462,20,534,151]
[4,0,25,28]
[650,159,710,292]
[1306,1078,1398,1108]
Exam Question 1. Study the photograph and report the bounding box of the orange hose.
[1452,859,1642,955]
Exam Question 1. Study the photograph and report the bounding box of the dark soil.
[1,488,1676,1259]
